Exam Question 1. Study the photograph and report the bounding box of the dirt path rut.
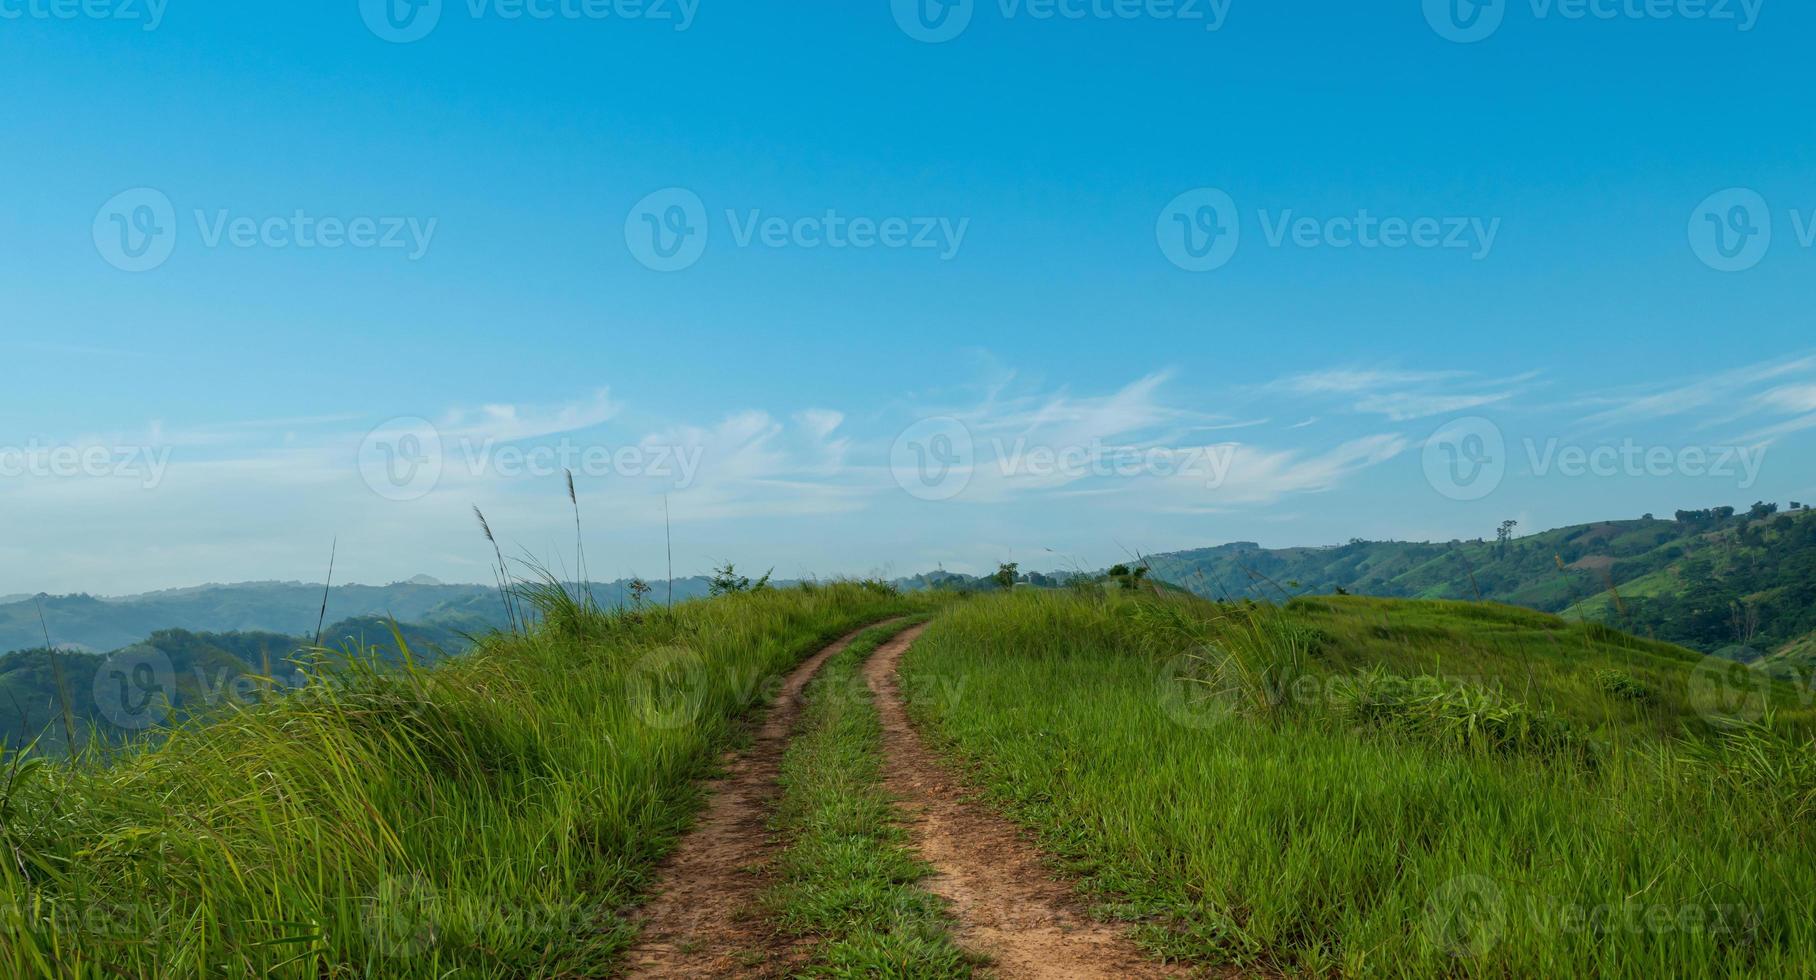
[625,622,890,978]
[864,625,1197,979]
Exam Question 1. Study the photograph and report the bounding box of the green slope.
[900,589,1816,977]
[1150,505,1816,659]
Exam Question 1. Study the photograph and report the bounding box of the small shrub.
[1678,720,1816,826]
[1595,669,1656,703]
[1333,668,1592,766]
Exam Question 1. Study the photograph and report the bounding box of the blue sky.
[3,0,1814,594]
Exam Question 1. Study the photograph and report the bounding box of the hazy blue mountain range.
[2,577,721,655]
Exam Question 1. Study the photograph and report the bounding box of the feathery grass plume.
[1452,546,1485,601]
[474,506,519,632]
[1602,567,1632,627]
[1234,557,1295,604]
[1552,554,1587,623]
[34,597,76,755]
[1133,550,1163,598]
[514,558,594,641]
[565,469,594,611]
[314,537,337,647]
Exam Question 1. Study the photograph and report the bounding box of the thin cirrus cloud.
[1,366,1527,593]
[892,370,1407,506]
[1575,354,1816,433]
[1269,366,1533,422]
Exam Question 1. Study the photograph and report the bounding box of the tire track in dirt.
[864,625,1201,979]
[624,621,898,979]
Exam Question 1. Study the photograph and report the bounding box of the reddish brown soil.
[623,623,885,979]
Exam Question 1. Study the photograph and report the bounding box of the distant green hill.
[0,616,477,756]
[1148,504,1816,663]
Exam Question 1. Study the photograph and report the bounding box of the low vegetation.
[0,581,927,977]
[898,589,1816,978]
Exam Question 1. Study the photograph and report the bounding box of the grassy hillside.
[899,589,1816,977]
[0,581,931,977]
[1148,505,1816,661]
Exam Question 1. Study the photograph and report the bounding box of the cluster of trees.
[1621,511,1816,656]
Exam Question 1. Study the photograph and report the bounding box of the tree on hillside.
[627,578,653,609]
[1496,520,1519,558]
[993,563,1020,589]
[1108,564,1149,591]
[709,563,772,596]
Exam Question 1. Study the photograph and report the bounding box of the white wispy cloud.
[1275,368,1465,395]
[1353,391,1514,422]
[1270,365,1532,421]
[901,372,1406,507]
[440,389,620,442]
[1576,354,1816,428]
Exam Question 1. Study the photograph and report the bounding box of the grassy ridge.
[0,582,926,977]
[764,617,973,978]
[898,589,1816,978]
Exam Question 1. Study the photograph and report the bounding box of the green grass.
[0,581,935,977]
[898,589,1816,978]
[764,617,974,979]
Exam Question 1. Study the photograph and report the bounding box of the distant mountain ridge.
[0,615,478,756]
[1145,503,1816,665]
[0,577,721,655]
[12,503,1815,688]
